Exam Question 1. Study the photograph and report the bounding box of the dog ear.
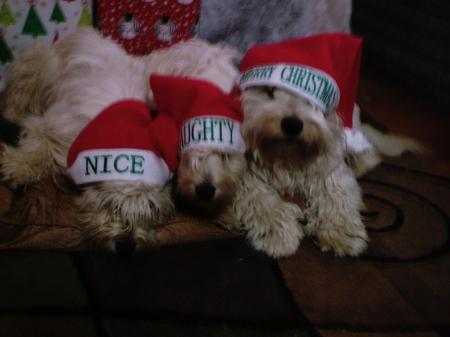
[0,115,22,147]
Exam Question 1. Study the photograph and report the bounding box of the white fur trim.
[180,116,246,153]
[68,149,171,186]
[344,128,373,154]
[239,64,340,112]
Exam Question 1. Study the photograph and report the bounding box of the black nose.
[281,116,303,137]
[195,182,216,200]
[114,237,136,257]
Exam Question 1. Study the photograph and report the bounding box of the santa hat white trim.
[67,148,171,186]
[344,128,373,154]
[239,64,340,112]
[343,104,373,154]
[179,115,246,153]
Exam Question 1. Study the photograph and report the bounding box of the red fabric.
[239,33,363,128]
[96,0,200,56]
[151,113,180,171]
[67,99,179,171]
[149,74,243,126]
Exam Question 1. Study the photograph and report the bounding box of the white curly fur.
[173,86,372,257]
[175,148,246,218]
[220,87,368,257]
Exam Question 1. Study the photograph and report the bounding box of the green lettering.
[294,67,308,88]
[84,156,98,175]
[100,155,112,173]
[130,155,145,174]
[241,66,275,84]
[203,118,216,141]
[225,120,235,144]
[319,80,337,109]
[191,119,202,142]
[114,154,129,173]
[217,119,226,142]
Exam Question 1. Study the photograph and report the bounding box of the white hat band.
[239,64,340,112]
[180,116,245,153]
[68,148,171,186]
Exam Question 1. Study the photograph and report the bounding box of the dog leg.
[225,172,304,258]
[307,165,368,256]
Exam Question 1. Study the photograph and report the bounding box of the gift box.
[95,0,201,56]
[0,0,201,91]
[0,0,94,90]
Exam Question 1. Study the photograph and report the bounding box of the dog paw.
[316,223,368,257]
[251,228,301,258]
[247,202,304,258]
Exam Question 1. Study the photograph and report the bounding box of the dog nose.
[281,116,303,137]
[195,182,216,200]
[114,237,136,257]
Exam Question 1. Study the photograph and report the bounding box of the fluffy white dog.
[148,74,247,219]
[210,35,369,258]
[0,28,238,254]
[232,86,366,257]
[223,33,425,258]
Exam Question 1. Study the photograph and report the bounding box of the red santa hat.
[239,33,371,153]
[67,99,178,186]
[150,74,245,154]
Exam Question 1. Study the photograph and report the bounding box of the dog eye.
[262,86,275,99]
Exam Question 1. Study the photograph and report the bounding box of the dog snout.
[114,237,137,257]
[281,116,303,137]
[195,182,216,200]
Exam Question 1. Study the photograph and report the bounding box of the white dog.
[171,34,366,258]
[232,87,366,257]
[0,28,239,254]
[148,73,247,219]
[223,33,427,258]
[205,34,369,258]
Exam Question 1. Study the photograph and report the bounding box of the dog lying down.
[149,74,247,220]
[0,30,422,257]
[0,28,239,255]
[173,34,423,258]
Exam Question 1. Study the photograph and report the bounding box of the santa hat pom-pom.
[344,128,373,154]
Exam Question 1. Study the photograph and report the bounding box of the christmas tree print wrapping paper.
[0,0,93,90]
